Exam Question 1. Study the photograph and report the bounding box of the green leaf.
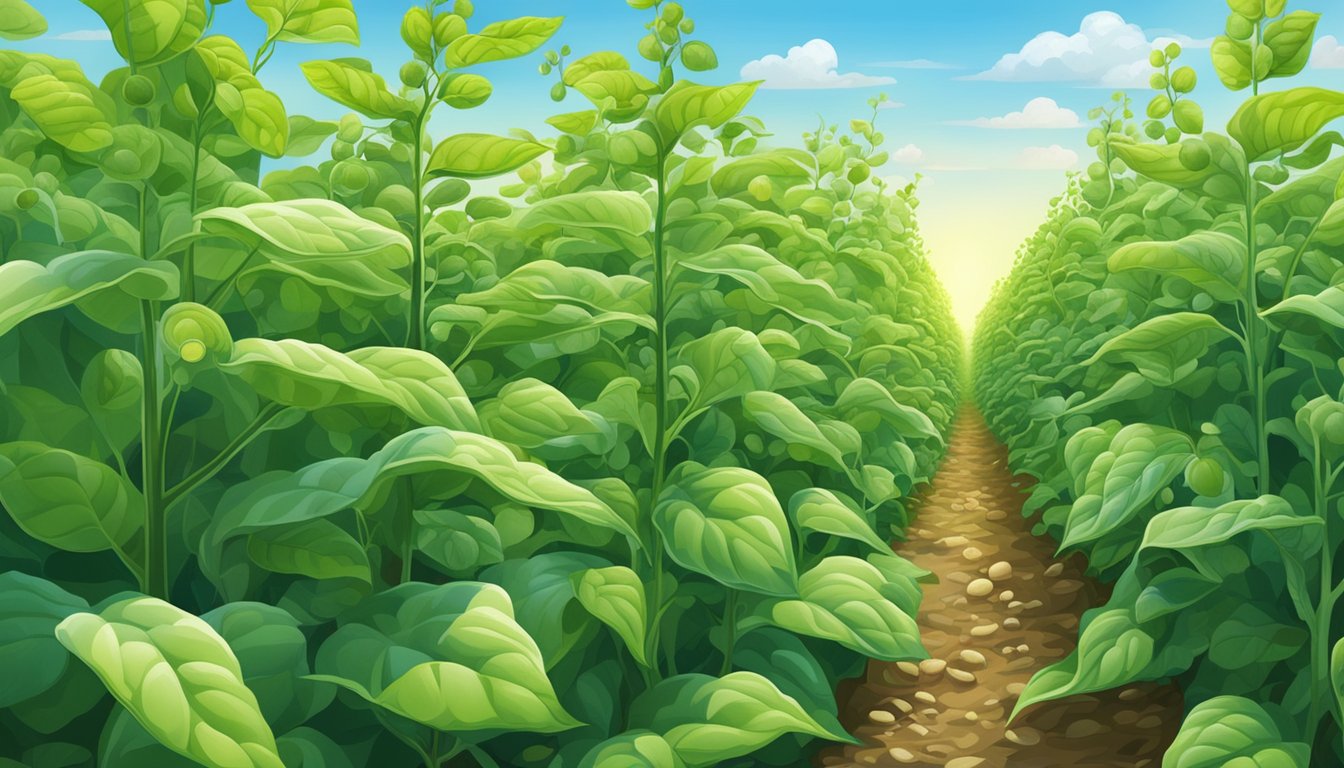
[759,556,924,661]
[247,518,370,582]
[579,731,686,768]
[680,40,718,72]
[56,597,284,768]
[246,0,358,45]
[654,80,759,142]
[0,573,88,708]
[311,582,580,733]
[0,442,144,556]
[654,462,797,596]
[300,58,415,120]
[1211,36,1253,91]
[201,602,323,734]
[283,116,338,157]
[1012,609,1156,718]
[1332,637,1344,731]
[443,16,562,67]
[1263,286,1344,334]
[414,508,502,572]
[80,0,206,67]
[0,0,46,40]
[10,73,113,152]
[1108,233,1247,304]
[834,377,941,443]
[743,392,847,470]
[1082,313,1239,386]
[789,488,888,553]
[196,36,290,156]
[1163,696,1309,767]
[671,327,776,410]
[426,133,549,179]
[1139,495,1319,557]
[479,378,609,457]
[1229,87,1344,162]
[630,672,852,767]
[221,339,480,431]
[1263,11,1319,79]
[676,244,857,332]
[573,566,648,665]
[0,251,178,337]
[518,190,654,238]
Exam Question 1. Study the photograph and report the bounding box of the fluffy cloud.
[971,12,1202,86]
[953,97,1081,129]
[53,29,112,41]
[741,39,897,90]
[1017,145,1079,170]
[866,58,957,69]
[891,144,925,163]
[1312,35,1344,68]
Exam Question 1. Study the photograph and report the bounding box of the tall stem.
[140,299,167,599]
[183,116,203,302]
[719,590,738,675]
[1310,448,1336,745]
[408,122,428,350]
[643,146,672,682]
[1244,162,1269,493]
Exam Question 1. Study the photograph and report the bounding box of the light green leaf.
[221,339,480,431]
[0,573,88,708]
[654,80,759,142]
[283,116,338,157]
[1139,495,1320,557]
[1012,609,1155,718]
[519,190,654,238]
[444,16,562,67]
[479,378,609,457]
[0,0,46,40]
[56,597,283,768]
[834,377,941,443]
[0,251,178,337]
[247,518,370,582]
[573,566,648,665]
[789,488,888,553]
[654,462,797,596]
[10,73,113,152]
[1229,87,1344,162]
[414,509,502,572]
[246,0,358,45]
[299,58,414,120]
[80,0,206,66]
[196,36,290,156]
[426,133,549,179]
[0,442,144,556]
[671,327,776,411]
[760,556,924,661]
[311,582,579,733]
[1211,36,1253,91]
[1162,696,1309,768]
[1082,313,1239,386]
[1108,233,1247,303]
[743,392,847,469]
[579,731,685,768]
[676,244,857,332]
[1263,11,1320,79]
[630,672,852,767]
[1262,286,1344,333]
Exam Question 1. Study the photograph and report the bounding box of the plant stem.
[644,146,672,682]
[139,300,167,599]
[1244,165,1269,494]
[183,116,203,301]
[720,589,738,675]
[162,403,284,507]
[1310,448,1337,745]
[407,89,435,351]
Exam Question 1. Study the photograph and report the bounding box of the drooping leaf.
[1162,696,1309,768]
[0,252,178,337]
[10,73,114,152]
[573,566,648,665]
[789,488,888,553]
[443,16,562,68]
[426,133,549,179]
[299,58,414,120]
[0,442,144,557]
[246,0,358,45]
[654,81,759,142]
[1108,233,1246,304]
[1082,313,1238,387]
[247,518,370,582]
[0,573,88,708]
[79,0,206,67]
[0,0,45,40]
[1229,87,1344,162]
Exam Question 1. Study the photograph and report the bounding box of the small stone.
[1005,727,1041,746]
[889,747,915,763]
[947,758,985,768]
[941,535,969,547]
[1008,600,1024,609]
[970,622,999,637]
[1007,682,1026,695]
[984,698,999,707]
[960,649,987,666]
[1119,688,1143,701]
[986,510,1007,521]
[963,546,984,560]
[967,578,994,597]
[948,668,976,683]
[919,658,947,675]
[1003,617,1021,630]
[897,661,920,677]
[964,710,979,722]
[914,691,936,704]
[1137,715,1163,729]
[988,561,1013,580]
[952,596,969,607]
[908,723,929,736]
[869,709,896,724]
[1017,643,1030,653]
[1023,600,1044,610]
[1044,563,1064,577]
[921,707,938,717]
[1002,646,1016,654]
[999,590,1014,601]
[893,698,913,713]
[1066,719,1103,738]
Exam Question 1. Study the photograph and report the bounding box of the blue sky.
[18,1,1344,330]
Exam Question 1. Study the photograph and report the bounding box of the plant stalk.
[139,299,167,599]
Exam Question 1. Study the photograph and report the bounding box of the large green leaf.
[573,566,648,666]
[629,672,852,767]
[671,327,776,411]
[0,573,88,708]
[789,488,888,553]
[1108,233,1246,304]
[247,518,370,583]
[518,190,654,239]
[0,252,178,337]
[0,0,46,41]
[654,81,759,142]
[443,16,562,67]
[221,339,480,431]
[10,72,113,152]
[743,392,848,470]
[56,597,283,768]
[1229,87,1344,162]
[833,377,941,443]
[478,378,609,457]
[0,442,144,557]
[426,133,549,180]
[579,731,686,768]
[676,244,857,332]
[758,556,924,661]
[246,0,358,45]
[1012,609,1156,718]
[196,36,289,156]
[299,58,413,120]
[653,462,797,596]
[80,0,206,66]
[311,582,579,733]
[1082,313,1238,387]
[1162,696,1309,768]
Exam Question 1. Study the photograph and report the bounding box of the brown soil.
[819,407,1184,767]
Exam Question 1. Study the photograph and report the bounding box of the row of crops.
[975,0,1344,764]
[0,0,962,766]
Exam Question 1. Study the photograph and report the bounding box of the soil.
[818,407,1184,767]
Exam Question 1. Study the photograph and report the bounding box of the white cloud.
[53,29,112,41]
[1017,145,1079,170]
[866,58,957,69]
[741,39,897,90]
[1312,35,1344,68]
[971,12,1203,86]
[891,144,925,163]
[953,97,1081,129]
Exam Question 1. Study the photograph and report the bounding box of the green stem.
[407,84,435,351]
[1310,448,1337,745]
[720,590,738,675]
[399,477,416,584]
[139,300,167,599]
[1244,168,1269,494]
[162,403,284,507]
[183,116,203,302]
[643,146,672,682]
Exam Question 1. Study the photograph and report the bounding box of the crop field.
[0,0,1341,766]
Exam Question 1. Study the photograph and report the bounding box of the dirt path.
[819,407,1183,767]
